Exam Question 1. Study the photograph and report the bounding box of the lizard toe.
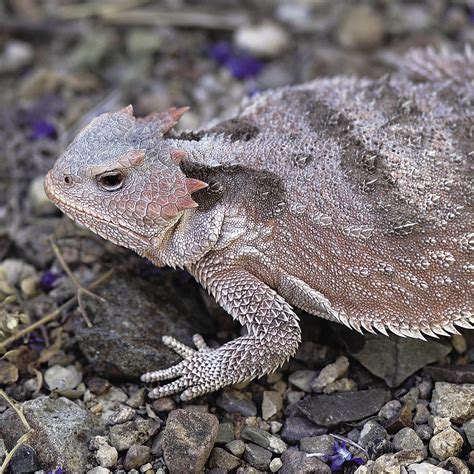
[141,360,187,382]
[149,377,192,398]
[162,335,196,358]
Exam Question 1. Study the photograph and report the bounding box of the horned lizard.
[45,48,473,400]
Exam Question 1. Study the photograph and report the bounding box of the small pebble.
[311,356,349,392]
[337,5,385,50]
[44,364,82,391]
[392,427,424,452]
[226,439,246,457]
[269,457,283,472]
[30,176,58,215]
[262,390,283,420]
[234,21,290,58]
[243,443,273,471]
[216,422,235,444]
[96,442,118,468]
[241,426,287,454]
[123,445,151,471]
[288,370,317,392]
[429,427,464,461]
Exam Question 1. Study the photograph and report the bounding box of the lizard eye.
[97,171,125,191]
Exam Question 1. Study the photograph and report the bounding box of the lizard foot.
[141,334,221,401]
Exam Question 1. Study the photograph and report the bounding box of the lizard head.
[44,105,207,252]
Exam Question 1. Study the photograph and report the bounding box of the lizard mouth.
[44,172,152,247]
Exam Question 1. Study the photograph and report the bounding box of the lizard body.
[45,48,473,400]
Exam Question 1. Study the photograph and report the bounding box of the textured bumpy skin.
[45,48,473,400]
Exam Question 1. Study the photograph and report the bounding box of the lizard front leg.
[141,267,302,400]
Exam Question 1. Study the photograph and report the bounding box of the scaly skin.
[45,48,473,400]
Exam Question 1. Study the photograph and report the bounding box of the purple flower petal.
[40,270,59,290]
[30,119,57,140]
[210,42,233,65]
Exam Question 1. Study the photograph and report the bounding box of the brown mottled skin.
[45,48,473,400]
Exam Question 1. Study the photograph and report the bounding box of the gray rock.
[281,416,327,444]
[413,404,431,425]
[288,370,318,392]
[243,443,273,471]
[463,418,474,447]
[109,418,154,452]
[430,382,474,423]
[105,404,136,425]
[208,447,241,470]
[358,420,387,449]
[438,456,470,474]
[300,434,333,456]
[215,423,235,444]
[123,445,151,470]
[407,462,451,473]
[262,390,283,420]
[424,365,474,384]
[241,427,287,454]
[9,444,38,473]
[429,427,464,461]
[76,273,214,378]
[280,447,331,473]
[162,409,219,474]
[415,424,433,442]
[379,400,402,421]
[392,428,424,452]
[0,396,104,472]
[297,389,389,427]
[311,356,349,392]
[225,439,245,457]
[341,333,451,387]
[126,388,145,408]
[216,390,257,417]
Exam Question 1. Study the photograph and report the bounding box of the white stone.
[234,21,289,58]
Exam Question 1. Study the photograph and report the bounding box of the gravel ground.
[0,1,473,473]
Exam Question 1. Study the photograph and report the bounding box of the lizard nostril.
[63,175,73,185]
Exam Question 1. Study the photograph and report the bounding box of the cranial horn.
[177,195,199,210]
[139,106,190,136]
[185,178,208,193]
[119,104,134,116]
[170,148,187,165]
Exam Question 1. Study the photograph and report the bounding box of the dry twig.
[0,390,33,474]
[49,237,107,327]
[0,268,114,351]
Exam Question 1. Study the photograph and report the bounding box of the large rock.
[76,272,215,379]
[0,396,104,471]
[339,331,451,387]
[296,389,389,427]
[430,382,474,423]
[162,409,219,474]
